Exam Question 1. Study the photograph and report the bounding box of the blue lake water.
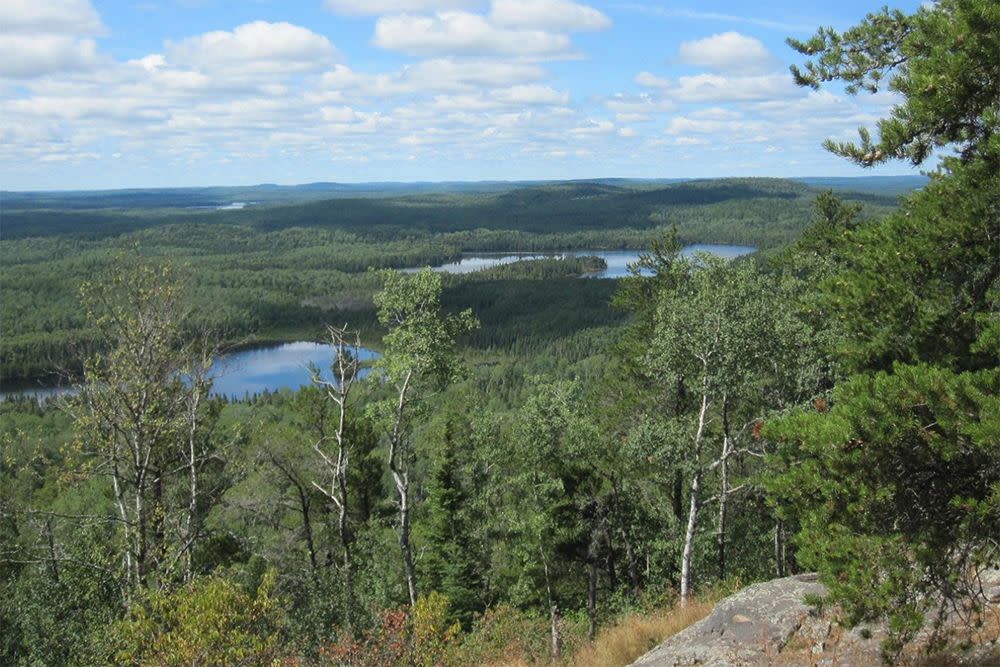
[405,244,756,278]
[1,342,379,404]
[209,341,379,400]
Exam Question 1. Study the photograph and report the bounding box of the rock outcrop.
[631,572,1000,666]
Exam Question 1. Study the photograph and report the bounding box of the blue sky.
[1,0,925,190]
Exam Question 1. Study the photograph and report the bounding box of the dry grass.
[569,600,715,667]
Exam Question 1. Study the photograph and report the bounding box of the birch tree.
[74,256,223,602]
[649,255,797,603]
[310,325,364,576]
[370,268,477,607]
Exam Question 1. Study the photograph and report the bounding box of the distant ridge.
[793,175,928,195]
[1,175,926,211]
[2,176,906,246]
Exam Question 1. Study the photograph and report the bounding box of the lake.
[403,244,756,278]
[209,341,379,400]
[0,341,379,404]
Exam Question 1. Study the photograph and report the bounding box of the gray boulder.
[630,571,1000,667]
[630,574,826,667]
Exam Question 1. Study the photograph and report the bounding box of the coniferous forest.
[1,1,998,665]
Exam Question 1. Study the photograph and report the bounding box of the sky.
[0,0,926,191]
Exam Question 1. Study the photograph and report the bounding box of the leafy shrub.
[103,570,287,666]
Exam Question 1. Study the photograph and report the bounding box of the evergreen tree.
[423,418,483,628]
[768,0,1000,660]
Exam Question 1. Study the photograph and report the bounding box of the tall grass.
[568,599,715,667]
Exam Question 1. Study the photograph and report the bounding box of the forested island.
[1,1,998,666]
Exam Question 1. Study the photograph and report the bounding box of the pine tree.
[423,419,483,628]
[767,1,1000,660]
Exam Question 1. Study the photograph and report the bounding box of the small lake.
[403,244,756,279]
[0,342,379,404]
[210,342,379,400]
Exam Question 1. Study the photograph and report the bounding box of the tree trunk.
[717,396,730,581]
[550,604,562,660]
[45,516,60,584]
[588,563,598,642]
[182,381,204,583]
[680,389,710,605]
[611,480,640,596]
[622,526,641,597]
[680,473,701,605]
[540,545,561,660]
[398,471,417,607]
[387,370,418,607]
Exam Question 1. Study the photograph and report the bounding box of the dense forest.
[2,177,893,384]
[1,1,997,666]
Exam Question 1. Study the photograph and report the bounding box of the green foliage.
[373,268,478,391]
[648,252,825,417]
[1,523,120,667]
[457,604,562,665]
[767,3,1000,660]
[815,150,999,373]
[496,380,595,608]
[789,0,1000,165]
[422,419,485,628]
[794,190,862,260]
[104,569,287,666]
[0,79,969,665]
[410,592,464,667]
[764,365,1000,658]
[74,254,226,595]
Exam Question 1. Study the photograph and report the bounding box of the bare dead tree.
[310,324,363,576]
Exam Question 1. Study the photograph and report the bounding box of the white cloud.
[408,58,545,87]
[7,93,166,122]
[0,0,106,78]
[568,119,615,136]
[324,0,473,14]
[689,107,742,120]
[636,68,799,103]
[490,0,611,32]
[671,73,798,102]
[678,32,777,74]
[615,113,650,123]
[0,0,105,35]
[374,11,573,57]
[320,106,358,123]
[2,0,884,187]
[318,59,546,97]
[672,136,709,146]
[491,84,569,105]
[0,34,100,78]
[166,21,340,75]
[665,116,765,136]
[605,93,675,120]
[616,5,812,32]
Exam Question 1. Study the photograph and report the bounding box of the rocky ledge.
[631,572,1000,666]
